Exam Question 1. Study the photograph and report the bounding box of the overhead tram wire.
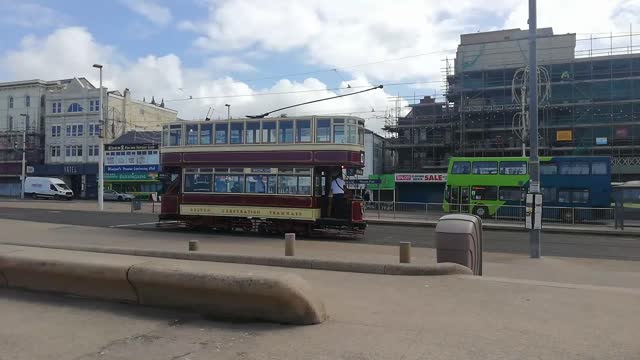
[246,85,384,119]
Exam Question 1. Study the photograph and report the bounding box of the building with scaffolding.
[385,27,640,190]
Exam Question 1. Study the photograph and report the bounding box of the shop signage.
[556,130,573,141]
[105,143,159,167]
[394,173,447,183]
[103,172,159,181]
[105,165,160,172]
[595,137,608,145]
[105,144,159,151]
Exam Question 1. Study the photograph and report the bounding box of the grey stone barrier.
[0,242,473,276]
[0,246,326,325]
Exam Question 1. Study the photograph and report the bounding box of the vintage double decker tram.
[159,115,367,236]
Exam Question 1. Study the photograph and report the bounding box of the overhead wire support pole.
[528,0,541,258]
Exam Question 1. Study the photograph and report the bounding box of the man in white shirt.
[331,172,345,218]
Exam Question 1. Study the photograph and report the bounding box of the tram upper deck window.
[347,119,357,144]
[279,120,294,143]
[246,121,260,144]
[296,119,311,143]
[186,124,198,145]
[316,118,331,142]
[169,124,182,146]
[215,123,228,144]
[162,126,169,146]
[230,122,243,144]
[333,118,345,144]
[200,123,212,145]
[262,121,276,143]
[358,121,365,145]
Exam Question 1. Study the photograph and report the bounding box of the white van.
[24,177,74,200]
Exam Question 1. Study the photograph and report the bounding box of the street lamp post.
[19,113,28,199]
[93,64,104,211]
[225,104,231,120]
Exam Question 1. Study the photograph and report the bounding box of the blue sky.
[0,0,637,130]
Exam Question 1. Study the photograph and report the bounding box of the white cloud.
[204,56,257,73]
[121,0,173,26]
[0,27,403,133]
[0,1,66,28]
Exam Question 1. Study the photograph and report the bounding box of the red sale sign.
[394,173,447,183]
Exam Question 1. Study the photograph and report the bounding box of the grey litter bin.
[435,214,483,275]
[131,199,142,212]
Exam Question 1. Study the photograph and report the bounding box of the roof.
[111,130,161,145]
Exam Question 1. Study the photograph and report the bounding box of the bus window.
[296,120,311,143]
[262,121,277,143]
[541,187,557,203]
[499,187,524,201]
[559,162,589,175]
[279,120,294,143]
[540,163,557,175]
[230,122,244,144]
[316,119,331,142]
[200,124,212,145]
[215,123,228,144]
[572,189,590,203]
[452,161,471,174]
[472,186,497,200]
[591,161,608,175]
[472,161,498,175]
[186,124,198,145]
[499,161,527,175]
[246,121,260,144]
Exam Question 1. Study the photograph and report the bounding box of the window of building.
[540,163,558,175]
[452,161,471,174]
[471,186,497,200]
[542,187,557,203]
[89,99,100,112]
[296,119,311,143]
[499,187,524,202]
[559,162,590,175]
[591,161,608,175]
[215,123,228,144]
[68,103,83,112]
[8,96,13,109]
[186,124,199,145]
[51,146,61,158]
[25,95,30,107]
[472,161,498,175]
[246,175,276,193]
[8,116,13,131]
[246,121,260,144]
[184,174,213,192]
[169,124,182,146]
[88,145,100,157]
[262,121,276,143]
[51,125,61,137]
[88,124,99,137]
[499,161,527,175]
[199,124,212,145]
[65,145,83,158]
[77,124,83,136]
[316,118,331,142]
[230,122,244,144]
[56,102,62,113]
[66,125,71,136]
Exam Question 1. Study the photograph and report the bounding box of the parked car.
[103,189,135,201]
[24,177,73,200]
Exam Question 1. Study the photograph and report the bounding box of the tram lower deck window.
[214,175,243,193]
[246,175,276,193]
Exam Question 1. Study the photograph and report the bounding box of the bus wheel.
[562,210,573,224]
[31,193,37,200]
[473,206,488,218]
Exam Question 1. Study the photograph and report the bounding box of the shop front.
[29,163,98,199]
[394,173,447,203]
[104,143,161,199]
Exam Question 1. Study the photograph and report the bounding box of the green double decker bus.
[443,156,612,218]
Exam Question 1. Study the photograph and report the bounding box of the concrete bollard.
[285,233,296,257]
[399,242,411,263]
[188,240,199,251]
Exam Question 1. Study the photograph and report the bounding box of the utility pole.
[93,64,104,211]
[19,113,28,199]
[225,104,231,120]
[528,0,541,258]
